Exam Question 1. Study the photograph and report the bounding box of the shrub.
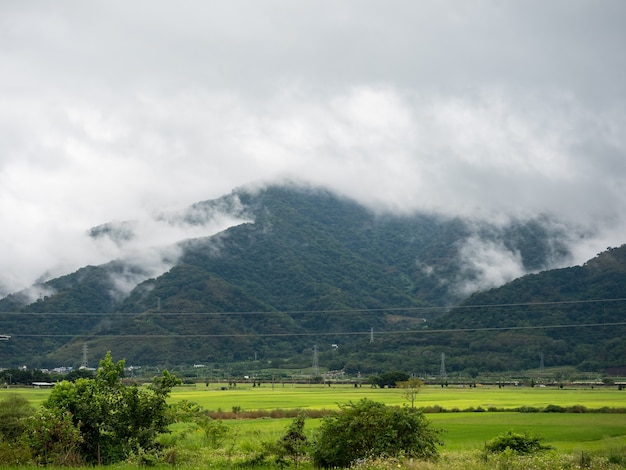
[24,408,84,466]
[196,417,230,448]
[0,394,35,442]
[567,405,588,413]
[311,398,442,468]
[485,430,552,455]
[516,406,540,413]
[543,404,565,413]
[40,352,181,465]
[275,413,309,466]
[0,440,31,466]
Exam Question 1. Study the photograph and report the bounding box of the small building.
[32,382,55,388]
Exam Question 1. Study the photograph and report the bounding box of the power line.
[0,297,625,317]
[5,320,626,339]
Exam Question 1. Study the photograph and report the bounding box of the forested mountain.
[430,245,626,374]
[1,185,622,375]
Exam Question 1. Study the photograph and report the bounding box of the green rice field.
[4,382,626,455]
[168,382,626,411]
[5,381,623,411]
[167,383,626,453]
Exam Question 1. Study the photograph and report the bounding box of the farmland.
[5,381,625,411]
[168,382,625,412]
[169,383,626,453]
[4,382,626,454]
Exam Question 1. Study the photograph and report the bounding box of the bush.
[275,414,309,466]
[543,404,565,413]
[24,408,84,466]
[516,406,540,413]
[40,352,181,465]
[485,430,552,455]
[311,399,442,468]
[0,440,31,466]
[197,417,230,447]
[0,394,35,442]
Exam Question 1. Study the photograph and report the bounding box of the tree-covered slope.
[429,245,626,373]
[0,185,582,369]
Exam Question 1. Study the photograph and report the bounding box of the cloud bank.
[1,1,625,295]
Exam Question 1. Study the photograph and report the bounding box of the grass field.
[174,383,626,453]
[168,382,626,411]
[5,381,623,411]
[181,411,626,453]
[4,382,626,455]
[429,412,626,452]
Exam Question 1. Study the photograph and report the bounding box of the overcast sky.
[1,1,625,295]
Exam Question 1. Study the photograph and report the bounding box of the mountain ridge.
[1,184,621,374]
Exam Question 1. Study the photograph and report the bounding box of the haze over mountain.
[2,1,626,299]
[2,185,623,374]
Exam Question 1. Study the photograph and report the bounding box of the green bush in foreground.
[41,352,181,465]
[485,430,552,455]
[312,398,442,468]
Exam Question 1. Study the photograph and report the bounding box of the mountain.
[0,184,608,373]
[430,245,626,374]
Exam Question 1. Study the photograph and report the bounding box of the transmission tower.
[370,327,374,343]
[312,345,319,376]
[81,343,88,369]
[540,352,545,372]
[439,352,447,379]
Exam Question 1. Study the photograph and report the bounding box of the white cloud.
[455,237,526,297]
[1,1,625,295]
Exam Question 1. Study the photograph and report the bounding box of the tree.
[63,368,96,382]
[370,370,410,388]
[41,352,181,464]
[312,399,442,468]
[398,377,424,408]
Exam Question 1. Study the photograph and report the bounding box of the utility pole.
[0,335,10,371]
[439,352,447,379]
[312,345,319,377]
[81,343,88,369]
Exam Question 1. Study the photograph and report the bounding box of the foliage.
[398,378,424,408]
[0,440,31,466]
[40,352,181,464]
[63,368,96,382]
[0,368,52,385]
[24,407,84,466]
[0,394,35,442]
[275,414,309,466]
[485,430,553,455]
[197,417,230,448]
[369,370,410,388]
[311,399,442,468]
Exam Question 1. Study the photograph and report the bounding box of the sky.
[1,0,625,296]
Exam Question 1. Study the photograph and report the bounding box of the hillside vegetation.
[0,185,623,376]
[432,245,626,374]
